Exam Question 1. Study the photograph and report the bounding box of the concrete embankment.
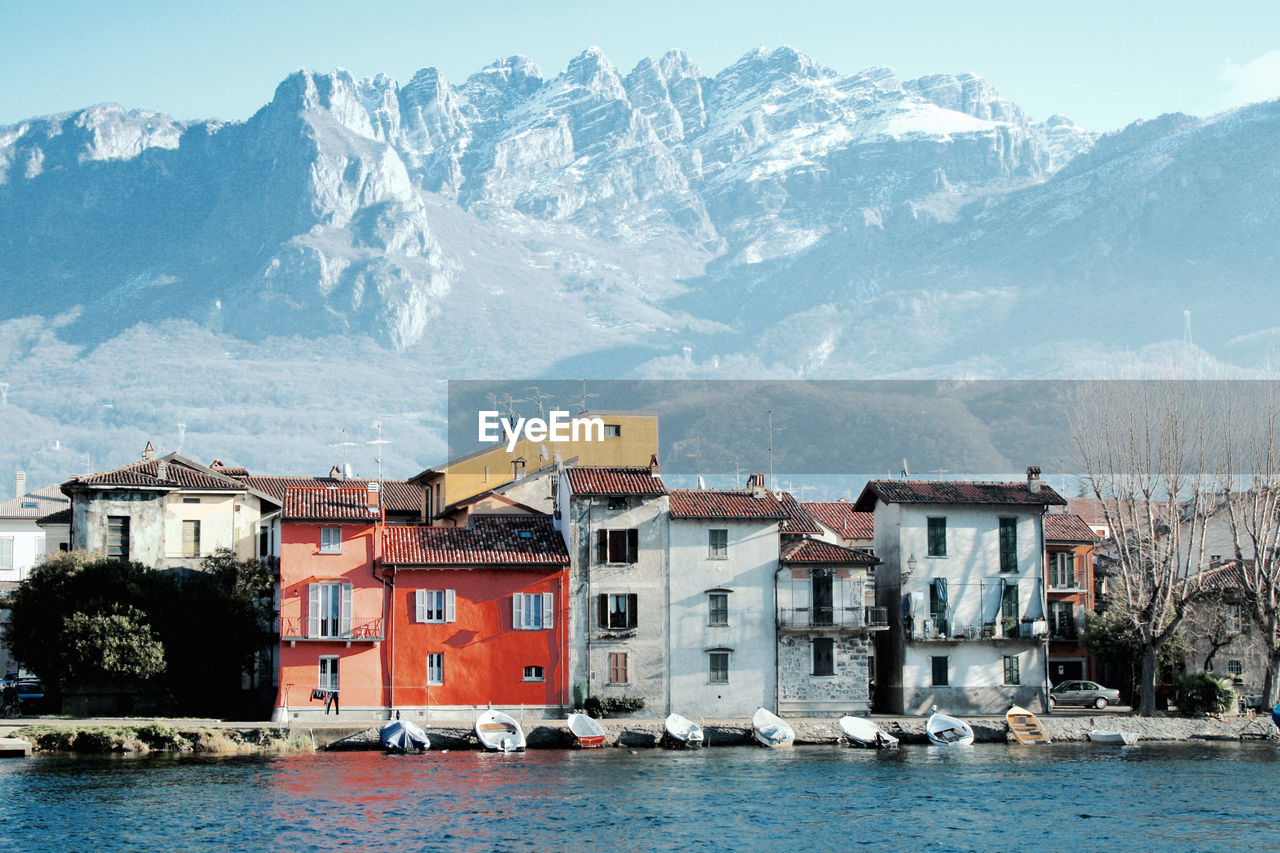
[6,712,1276,755]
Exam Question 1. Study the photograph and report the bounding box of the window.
[604,424,622,437]
[318,656,339,691]
[319,526,341,554]
[999,517,1017,573]
[708,651,730,684]
[1049,600,1074,637]
[523,665,544,682]
[514,592,554,630]
[1223,603,1245,634]
[708,528,728,559]
[1003,655,1021,686]
[608,652,629,684]
[927,517,946,557]
[415,589,457,623]
[607,497,628,511]
[0,536,12,570]
[182,497,201,504]
[812,638,835,677]
[182,519,201,558]
[813,570,834,626]
[1049,552,1077,589]
[107,515,130,561]
[34,535,46,562]
[707,592,729,626]
[1001,582,1019,629]
[868,653,877,687]
[598,593,638,630]
[929,578,949,637]
[308,581,352,638]
[1227,660,1244,677]
[258,525,271,559]
[596,529,639,563]
[427,653,444,685]
[931,655,949,686]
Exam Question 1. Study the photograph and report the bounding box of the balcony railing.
[279,616,385,643]
[778,606,866,631]
[865,606,889,629]
[908,616,1047,642]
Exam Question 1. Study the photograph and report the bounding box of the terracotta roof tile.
[37,507,72,526]
[283,486,383,522]
[1044,513,1100,544]
[780,537,880,566]
[803,502,875,540]
[668,489,788,520]
[564,467,667,496]
[65,454,246,492]
[854,480,1066,510]
[0,484,69,519]
[244,476,420,512]
[779,493,822,534]
[383,516,569,566]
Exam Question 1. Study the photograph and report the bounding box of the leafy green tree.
[1080,604,1187,706]
[61,606,166,684]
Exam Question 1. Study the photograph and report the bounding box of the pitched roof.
[0,484,69,519]
[283,487,383,522]
[382,516,569,566]
[564,467,667,496]
[668,489,788,520]
[1044,513,1100,544]
[64,454,248,492]
[803,501,875,540]
[778,493,822,534]
[244,476,421,512]
[853,479,1067,511]
[780,537,880,566]
[37,508,72,526]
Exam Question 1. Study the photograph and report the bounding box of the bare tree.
[1071,381,1216,716]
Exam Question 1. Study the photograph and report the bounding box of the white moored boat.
[380,717,430,752]
[664,713,705,749]
[475,709,526,752]
[1089,729,1140,746]
[751,707,795,748]
[926,711,975,747]
[837,715,899,749]
[567,712,606,748]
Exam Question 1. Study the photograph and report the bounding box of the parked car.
[1,677,46,716]
[1050,680,1122,709]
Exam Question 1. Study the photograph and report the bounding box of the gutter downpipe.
[1040,508,1052,713]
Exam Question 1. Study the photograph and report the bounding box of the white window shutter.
[340,582,353,637]
[415,589,426,623]
[542,593,553,630]
[513,594,524,629]
[445,589,457,623]
[307,583,319,638]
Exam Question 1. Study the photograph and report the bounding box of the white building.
[666,480,785,718]
[0,476,68,582]
[856,468,1065,714]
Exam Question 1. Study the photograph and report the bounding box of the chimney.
[1027,466,1041,493]
[747,472,767,498]
[156,459,168,481]
[142,441,155,461]
[649,454,661,477]
[15,471,26,498]
[329,465,343,480]
[367,481,381,512]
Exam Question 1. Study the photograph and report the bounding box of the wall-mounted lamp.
[904,553,918,579]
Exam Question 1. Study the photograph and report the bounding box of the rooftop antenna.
[729,458,743,488]
[524,385,554,419]
[0,382,7,407]
[329,428,357,476]
[930,468,950,479]
[499,393,519,423]
[368,421,390,484]
[756,410,782,488]
[687,436,702,476]
[573,379,598,414]
[1184,309,1193,348]
[176,422,187,454]
[901,458,910,478]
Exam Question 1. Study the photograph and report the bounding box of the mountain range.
[2,46,1278,493]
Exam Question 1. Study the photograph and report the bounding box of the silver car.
[1050,680,1122,709]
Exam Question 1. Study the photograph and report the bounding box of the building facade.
[1043,513,1099,684]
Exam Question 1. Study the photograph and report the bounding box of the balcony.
[778,606,874,633]
[280,616,384,646]
[907,616,1047,643]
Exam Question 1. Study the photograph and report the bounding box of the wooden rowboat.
[837,715,899,749]
[926,711,974,747]
[475,709,526,752]
[567,712,606,748]
[664,713,705,748]
[1005,705,1050,744]
[752,707,795,748]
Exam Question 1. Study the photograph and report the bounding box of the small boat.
[1089,729,1140,746]
[380,717,429,752]
[664,713,705,749]
[1005,706,1050,745]
[837,715,898,749]
[475,709,526,752]
[751,707,795,748]
[1272,702,1280,733]
[926,711,974,747]
[567,712,606,748]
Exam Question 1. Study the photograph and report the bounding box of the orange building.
[1044,512,1100,684]
[274,484,390,721]
[382,516,570,717]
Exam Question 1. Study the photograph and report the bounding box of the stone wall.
[777,633,870,716]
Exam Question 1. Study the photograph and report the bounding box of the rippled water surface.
[2,742,1278,851]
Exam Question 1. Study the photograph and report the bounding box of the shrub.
[583,695,645,718]
[1174,672,1236,714]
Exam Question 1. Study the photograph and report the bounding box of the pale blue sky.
[2,1,1278,131]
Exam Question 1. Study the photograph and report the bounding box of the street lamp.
[904,553,918,579]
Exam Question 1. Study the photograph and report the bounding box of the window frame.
[927,517,947,557]
[707,528,728,559]
[107,515,130,561]
[707,591,729,627]
[181,519,201,558]
[596,528,639,564]
[1049,551,1077,589]
[318,655,339,692]
[1227,659,1244,677]
[416,588,456,624]
[319,526,342,554]
[598,592,638,630]
[427,652,444,685]
[708,650,730,685]
[309,580,353,639]
[931,655,949,687]
[523,665,545,682]
[812,637,836,677]
[514,592,554,630]
[608,652,629,684]
[1003,655,1021,686]
[999,517,1018,573]
[0,536,13,570]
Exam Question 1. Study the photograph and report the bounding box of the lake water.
[1,742,1277,851]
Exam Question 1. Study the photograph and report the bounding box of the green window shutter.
[1001,582,1020,630]
[927,517,946,556]
[999,518,1017,572]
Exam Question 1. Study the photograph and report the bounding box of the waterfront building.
[380,515,570,716]
[556,462,670,714]
[1043,513,1100,683]
[667,478,786,718]
[0,475,68,581]
[856,468,1066,714]
[801,500,876,553]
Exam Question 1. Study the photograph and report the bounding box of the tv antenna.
[176,422,187,454]
[573,379,598,414]
[524,385,554,419]
[756,410,783,488]
[329,428,357,475]
[901,458,910,478]
[368,421,391,483]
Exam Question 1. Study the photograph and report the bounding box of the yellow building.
[412,412,659,521]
